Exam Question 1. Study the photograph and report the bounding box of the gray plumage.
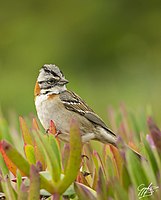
[60,90,116,137]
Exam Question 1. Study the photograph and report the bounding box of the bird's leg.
[80,152,91,177]
[45,128,62,138]
[55,130,62,138]
[45,129,50,134]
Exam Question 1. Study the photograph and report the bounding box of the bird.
[34,64,141,157]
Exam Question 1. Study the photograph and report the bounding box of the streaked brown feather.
[59,90,116,136]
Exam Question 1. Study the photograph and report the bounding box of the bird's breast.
[35,94,67,131]
[35,94,95,139]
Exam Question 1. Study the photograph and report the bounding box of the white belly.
[35,95,70,132]
[35,94,94,142]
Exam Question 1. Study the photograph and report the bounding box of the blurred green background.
[1,0,161,120]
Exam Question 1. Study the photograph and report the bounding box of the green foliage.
[1,1,161,120]
[0,106,161,199]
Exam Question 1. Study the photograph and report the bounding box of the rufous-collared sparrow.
[34,64,117,146]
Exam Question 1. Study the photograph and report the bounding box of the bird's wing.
[59,90,116,136]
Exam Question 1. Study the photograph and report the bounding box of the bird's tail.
[97,128,144,159]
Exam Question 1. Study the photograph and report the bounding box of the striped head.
[34,64,69,96]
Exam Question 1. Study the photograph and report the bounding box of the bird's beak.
[59,77,69,85]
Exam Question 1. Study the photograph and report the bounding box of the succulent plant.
[0,106,161,199]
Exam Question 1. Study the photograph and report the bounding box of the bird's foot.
[81,154,89,160]
[55,130,62,138]
[46,129,50,134]
[81,171,92,177]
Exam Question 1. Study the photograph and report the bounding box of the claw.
[55,130,62,138]
[81,171,92,177]
[81,154,89,160]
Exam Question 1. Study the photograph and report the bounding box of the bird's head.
[35,64,69,96]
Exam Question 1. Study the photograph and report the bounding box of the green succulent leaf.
[0,118,13,143]
[24,144,36,164]
[0,140,30,176]
[48,134,61,170]
[0,174,17,200]
[28,165,40,200]
[16,170,22,193]
[126,150,149,188]
[33,130,61,183]
[56,120,82,194]
[18,182,28,200]
[19,116,34,146]
[75,182,97,200]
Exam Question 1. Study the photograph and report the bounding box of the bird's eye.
[47,79,55,84]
